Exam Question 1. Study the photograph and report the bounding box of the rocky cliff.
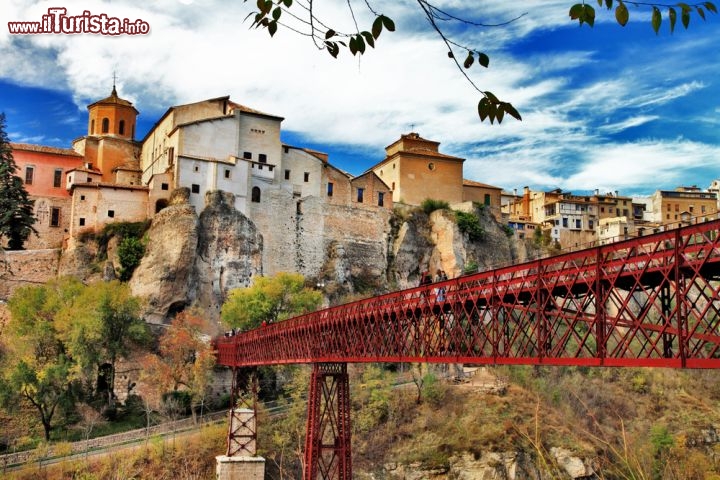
[129,189,262,329]
[49,192,538,329]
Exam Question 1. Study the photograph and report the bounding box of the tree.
[221,272,323,331]
[142,311,216,419]
[56,280,149,407]
[0,112,36,250]
[0,278,83,440]
[245,1,716,123]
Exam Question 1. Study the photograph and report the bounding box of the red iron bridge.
[214,218,720,479]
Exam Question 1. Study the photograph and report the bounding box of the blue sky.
[1,1,719,196]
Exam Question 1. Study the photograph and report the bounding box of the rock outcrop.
[129,189,263,329]
[377,449,595,480]
[129,188,199,324]
[193,190,263,325]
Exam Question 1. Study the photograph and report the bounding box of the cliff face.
[129,189,262,329]
[193,190,263,324]
[129,188,200,324]
[389,205,537,290]
[44,192,532,327]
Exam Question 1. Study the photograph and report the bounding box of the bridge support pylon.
[216,368,265,480]
[304,362,352,480]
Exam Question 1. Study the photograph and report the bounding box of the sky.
[1,0,719,197]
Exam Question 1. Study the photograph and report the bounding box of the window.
[283,146,289,153]
[50,208,60,227]
[25,166,34,184]
[428,162,435,171]
[589,220,594,230]
[357,187,365,203]
[108,210,115,218]
[392,182,395,190]
[87,177,92,182]
[191,184,200,194]
[689,205,694,213]
[224,169,231,179]
[327,182,333,197]
[378,192,384,207]
[101,118,109,133]
[667,204,671,211]
[575,219,581,229]
[601,207,605,213]
[484,194,491,206]
[161,183,169,191]
[194,165,199,172]
[243,152,252,159]
[284,170,290,180]
[562,217,568,228]
[119,120,125,135]
[304,172,309,182]
[675,204,679,212]
[251,186,261,203]
[258,154,267,163]
[79,218,86,226]
[53,169,62,188]
[168,147,174,166]
[702,205,707,214]
[80,195,85,201]
[90,119,95,134]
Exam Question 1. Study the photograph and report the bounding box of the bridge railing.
[216,218,720,369]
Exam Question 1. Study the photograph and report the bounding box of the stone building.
[650,186,718,226]
[369,132,504,214]
[9,143,84,249]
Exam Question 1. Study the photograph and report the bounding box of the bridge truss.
[216,219,720,479]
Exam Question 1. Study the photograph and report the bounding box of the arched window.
[90,119,95,134]
[119,120,125,135]
[251,186,261,203]
[101,118,109,133]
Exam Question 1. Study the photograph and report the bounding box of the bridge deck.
[216,219,720,369]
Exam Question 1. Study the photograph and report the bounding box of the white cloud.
[2,0,720,195]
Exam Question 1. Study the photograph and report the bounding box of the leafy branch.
[244,1,716,124]
[570,1,717,34]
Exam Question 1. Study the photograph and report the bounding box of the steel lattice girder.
[304,363,351,480]
[226,369,258,457]
[214,219,720,369]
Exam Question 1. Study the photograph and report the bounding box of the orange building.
[10,143,85,248]
[11,86,144,248]
[72,86,141,183]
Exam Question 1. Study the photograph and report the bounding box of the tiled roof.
[463,179,503,190]
[11,143,82,157]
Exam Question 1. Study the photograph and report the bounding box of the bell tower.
[87,82,139,140]
[74,81,141,182]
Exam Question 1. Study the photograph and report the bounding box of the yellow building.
[369,133,504,214]
[462,179,503,216]
[371,133,465,206]
[651,186,718,225]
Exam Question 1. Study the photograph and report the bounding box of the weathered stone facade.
[0,248,61,299]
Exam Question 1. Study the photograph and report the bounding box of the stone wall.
[0,248,61,300]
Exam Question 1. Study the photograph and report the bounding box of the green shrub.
[464,260,479,274]
[421,198,450,215]
[455,210,485,241]
[118,236,145,281]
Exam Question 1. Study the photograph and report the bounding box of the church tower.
[87,84,139,140]
[73,84,140,183]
